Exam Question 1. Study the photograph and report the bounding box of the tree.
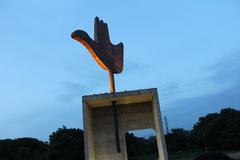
[165,128,190,152]
[125,133,158,160]
[0,137,48,160]
[190,108,240,150]
[49,126,84,160]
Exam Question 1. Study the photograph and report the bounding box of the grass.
[168,151,203,160]
[128,150,240,160]
[128,152,200,160]
[168,150,240,160]
[128,154,158,160]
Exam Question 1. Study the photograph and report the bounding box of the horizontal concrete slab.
[83,88,156,108]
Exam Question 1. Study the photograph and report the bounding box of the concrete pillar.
[82,88,168,160]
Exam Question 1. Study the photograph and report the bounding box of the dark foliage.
[165,108,240,153]
[49,126,84,160]
[190,108,240,151]
[194,152,232,160]
[165,128,190,152]
[0,126,84,160]
[0,137,48,160]
[126,133,158,160]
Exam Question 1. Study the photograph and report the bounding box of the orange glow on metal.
[74,37,108,71]
[109,71,115,93]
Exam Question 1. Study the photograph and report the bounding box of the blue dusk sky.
[0,0,240,140]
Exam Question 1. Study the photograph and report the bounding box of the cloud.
[124,60,150,74]
[206,52,240,84]
[159,82,180,101]
[163,83,240,130]
[57,81,91,102]
[162,52,240,130]
[162,82,179,95]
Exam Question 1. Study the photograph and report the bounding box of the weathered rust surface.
[71,17,124,74]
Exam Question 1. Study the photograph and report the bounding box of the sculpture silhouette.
[71,17,124,74]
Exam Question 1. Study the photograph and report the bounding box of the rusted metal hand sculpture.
[71,17,124,92]
[71,17,123,74]
[71,17,123,152]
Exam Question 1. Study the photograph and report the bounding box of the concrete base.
[82,88,168,160]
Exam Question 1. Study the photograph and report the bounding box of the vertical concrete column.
[82,100,95,160]
[152,91,169,160]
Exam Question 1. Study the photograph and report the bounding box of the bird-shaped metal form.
[71,17,124,74]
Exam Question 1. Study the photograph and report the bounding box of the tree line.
[166,108,240,153]
[0,108,239,160]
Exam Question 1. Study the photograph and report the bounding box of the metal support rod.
[109,71,115,93]
[109,71,120,152]
[112,101,121,152]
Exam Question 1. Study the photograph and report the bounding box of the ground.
[129,150,240,160]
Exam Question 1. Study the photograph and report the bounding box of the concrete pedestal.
[82,88,168,160]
